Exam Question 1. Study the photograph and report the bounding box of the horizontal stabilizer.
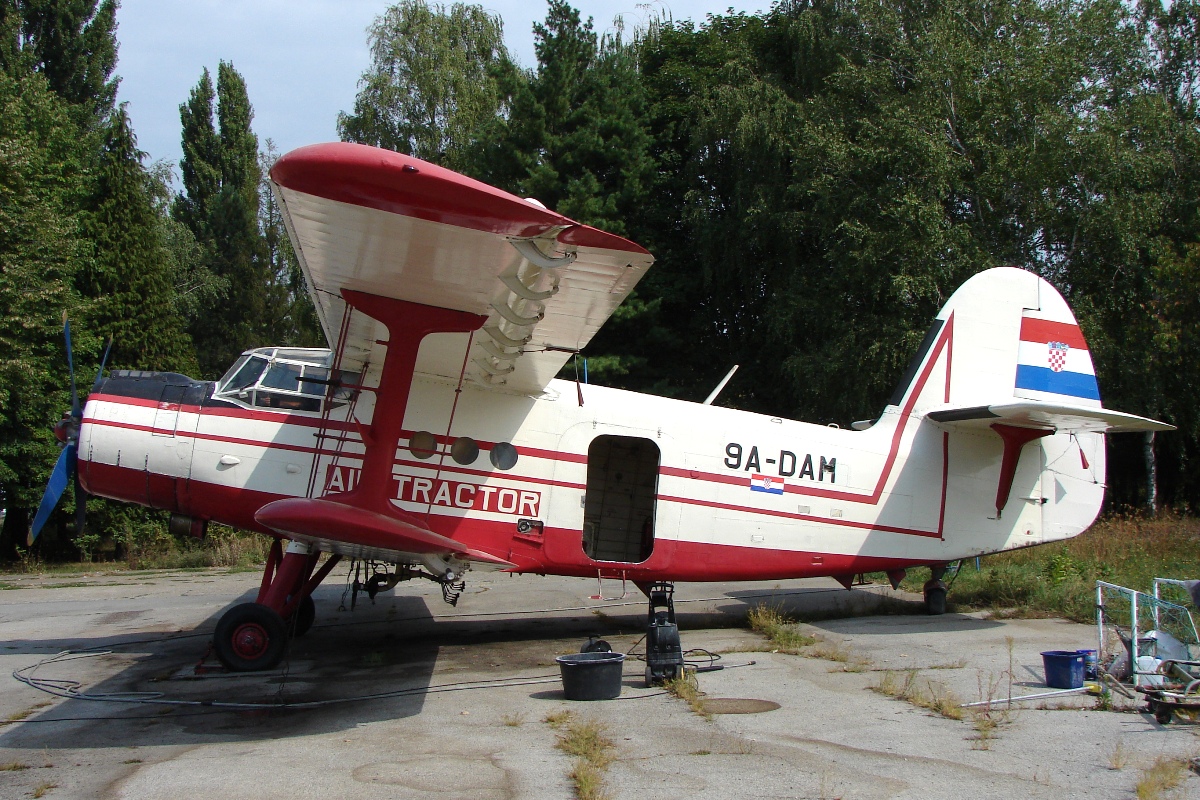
[925,401,1174,434]
[255,497,515,568]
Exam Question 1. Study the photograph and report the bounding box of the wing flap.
[926,401,1174,433]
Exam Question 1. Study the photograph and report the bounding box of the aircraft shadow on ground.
[1,586,441,748]
[0,584,666,750]
[719,586,1006,634]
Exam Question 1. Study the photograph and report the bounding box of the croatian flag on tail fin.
[1014,314,1101,406]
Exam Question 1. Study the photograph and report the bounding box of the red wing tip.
[271,142,651,256]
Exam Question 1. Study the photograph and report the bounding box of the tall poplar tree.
[175,61,268,377]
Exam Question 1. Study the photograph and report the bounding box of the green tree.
[0,69,90,558]
[80,103,194,373]
[338,0,511,170]
[176,61,269,377]
[11,0,118,127]
[259,139,321,348]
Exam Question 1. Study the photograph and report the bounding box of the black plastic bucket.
[556,652,626,701]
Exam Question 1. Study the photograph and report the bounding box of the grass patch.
[5,701,51,724]
[871,669,964,721]
[746,605,816,653]
[546,711,617,800]
[2,520,271,573]
[1135,756,1187,800]
[867,513,1200,621]
[32,783,57,798]
[0,762,30,771]
[500,713,525,727]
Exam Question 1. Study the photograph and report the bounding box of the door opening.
[583,435,659,563]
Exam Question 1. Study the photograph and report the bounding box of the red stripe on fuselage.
[79,461,932,581]
[83,316,957,539]
[1019,317,1088,349]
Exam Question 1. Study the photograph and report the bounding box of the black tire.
[214,602,288,672]
[1153,702,1174,725]
[290,595,316,638]
[924,586,948,616]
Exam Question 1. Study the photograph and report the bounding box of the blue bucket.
[1076,649,1098,680]
[1041,650,1085,689]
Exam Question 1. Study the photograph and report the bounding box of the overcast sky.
[113,0,763,175]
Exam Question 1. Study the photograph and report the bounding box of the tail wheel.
[923,581,948,616]
[291,595,316,638]
[214,602,287,671]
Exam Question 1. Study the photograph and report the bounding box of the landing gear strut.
[212,539,340,671]
[923,564,948,616]
[643,582,684,686]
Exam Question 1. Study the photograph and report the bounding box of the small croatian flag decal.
[1014,315,1100,403]
[750,474,785,494]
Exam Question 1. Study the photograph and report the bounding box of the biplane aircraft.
[31,142,1172,673]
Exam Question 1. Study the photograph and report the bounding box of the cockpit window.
[262,361,303,392]
[214,348,351,415]
[222,355,268,393]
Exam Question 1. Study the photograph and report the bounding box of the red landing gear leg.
[213,540,341,671]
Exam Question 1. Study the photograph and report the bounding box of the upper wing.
[269,142,654,395]
[925,401,1174,433]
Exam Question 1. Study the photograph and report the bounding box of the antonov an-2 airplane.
[31,142,1171,673]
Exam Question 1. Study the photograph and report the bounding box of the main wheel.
[214,602,288,671]
[290,595,316,638]
[924,585,948,616]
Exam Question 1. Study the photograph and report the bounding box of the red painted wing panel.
[255,496,515,567]
[272,143,647,254]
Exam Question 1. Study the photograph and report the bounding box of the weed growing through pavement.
[501,713,525,727]
[32,783,57,798]
[968,671,1015,750]
[545,711,617,800]
[746,605,816,653]
[663,670,712,720]
[1135,756,1187,800]
[1108,741,1129,770]
[871,669,963,721]
[0,762,30,771]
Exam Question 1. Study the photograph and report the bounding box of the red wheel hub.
[230,622,270,659]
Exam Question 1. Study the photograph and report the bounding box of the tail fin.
[887,267,1169,543]
[893,266,1169,434]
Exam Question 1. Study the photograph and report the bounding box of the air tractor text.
[724,443,836,483]
[323,465,540,516]
[395,475,541,516]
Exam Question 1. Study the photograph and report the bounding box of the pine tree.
[81,104,194,373]
[13,0,118,127]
